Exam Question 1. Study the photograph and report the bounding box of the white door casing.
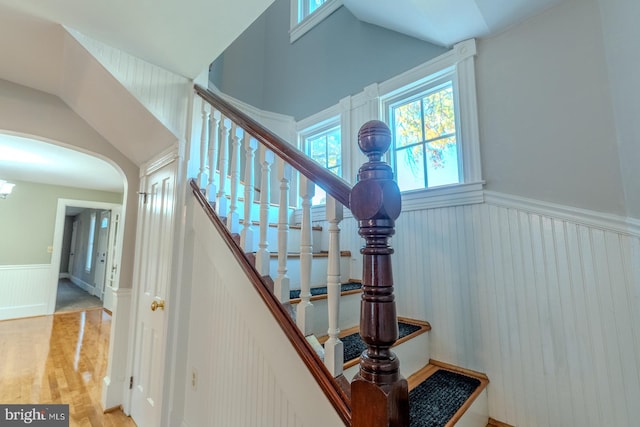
[130,159,176,427]
[106,209,122,288]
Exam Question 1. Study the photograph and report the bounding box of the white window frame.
[385,74,461,191]
[379,39,484,210]
[299,115,341,207]
[290,0,343,43]
[295,97,351,220]
[300,119,342,173]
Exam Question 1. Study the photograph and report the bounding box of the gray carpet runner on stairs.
[340,321,422,362]
[289,282,361,299]
[409,369,481,427]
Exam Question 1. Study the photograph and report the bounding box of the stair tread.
[407,361,489,427]
[289,282,362,301]
[240,219,322,231]
[318,317,431,368]
[266,250,351,258]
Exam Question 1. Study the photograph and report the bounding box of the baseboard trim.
[103,405,122,414]
[0,304,48,321]
[70,276,95,295]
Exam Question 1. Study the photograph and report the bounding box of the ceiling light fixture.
[0,180,15,199]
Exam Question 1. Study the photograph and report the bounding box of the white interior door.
[93,210,111,300]
[130,160,176,427]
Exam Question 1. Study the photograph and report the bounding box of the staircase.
[188,85,491,427]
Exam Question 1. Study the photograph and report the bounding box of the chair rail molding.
[485,190,640,237]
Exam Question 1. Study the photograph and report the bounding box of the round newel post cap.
[358,120,391,162]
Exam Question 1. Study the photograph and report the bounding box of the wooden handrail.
[191,86,407,425]
[189,179,351,426]
[194,84,352,209]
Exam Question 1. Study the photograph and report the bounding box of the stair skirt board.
[407,362,489,427]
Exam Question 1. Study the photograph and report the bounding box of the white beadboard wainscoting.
[69,28,191,140]
[381,191,640,427]
[180,193,343,427]
[0,264,52,320]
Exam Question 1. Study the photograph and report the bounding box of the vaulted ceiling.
[343,0,566,47]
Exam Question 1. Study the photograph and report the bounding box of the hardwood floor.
[0,309,136,426]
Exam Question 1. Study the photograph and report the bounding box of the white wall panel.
[0,265,52,320]
[387,195,640,427]
[69,29,191,140]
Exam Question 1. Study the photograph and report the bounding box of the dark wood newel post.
[350,120,409,427]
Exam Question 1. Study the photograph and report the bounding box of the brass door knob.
[151,300,165,311]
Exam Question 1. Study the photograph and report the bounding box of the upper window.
[300,119,341,205]
[298,0,328,22]
[388,79,460,192]
[290,0,342,43]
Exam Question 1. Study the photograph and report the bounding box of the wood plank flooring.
[0,309,136,426]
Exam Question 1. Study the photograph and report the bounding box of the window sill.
[290,0,343,43]
[292,181,485,223]
[400,181,484,212]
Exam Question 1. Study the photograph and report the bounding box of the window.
[379,40,483,209]
[389,79,460,192]
[85,212,96,272]
[300,119,341,205]
[290,0,342,43]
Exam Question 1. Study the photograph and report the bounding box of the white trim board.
[289,0,344,43]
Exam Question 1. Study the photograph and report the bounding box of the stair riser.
[451,389,488,427]
[216,194,294,226]
[343,330,430,382]
[268,256,351,289]
[246,227,322,253]
[290,292,361,337]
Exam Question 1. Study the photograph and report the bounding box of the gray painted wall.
[476,0,626,216]
[0,179,122,265]
[596,0,640,219]
[210,0,447,120]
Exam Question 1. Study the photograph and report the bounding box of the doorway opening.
[50,199,123,315]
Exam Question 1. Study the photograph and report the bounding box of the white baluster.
[241,136,258,251]
[216,117,230,217]
[255,146,274,276]
[324,196,344,376]
[296,176,315,335]
[227,124,242,233]
[197,99,209,189]
[274,159,292,303]
[207,110,220,206]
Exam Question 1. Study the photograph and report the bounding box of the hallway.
[0,309,136,426]
[55,279,103,313]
